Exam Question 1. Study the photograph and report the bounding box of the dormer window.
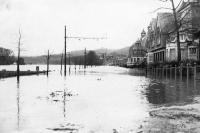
[170,36,176,42]
[180,34,185,41]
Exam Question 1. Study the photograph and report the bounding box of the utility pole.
[61,31,107,71]
[171,0,181,62]
[17,29,21,81]
[46,50,50,76]
[64,26,67,76]
[84,48,86,69]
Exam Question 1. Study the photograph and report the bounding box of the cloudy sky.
[0,0,178,56]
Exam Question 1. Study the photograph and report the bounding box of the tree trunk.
[171,0,181,62]
[199,37,200,61]
[17,29,21,81]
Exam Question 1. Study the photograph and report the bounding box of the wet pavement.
[0,65,200,133]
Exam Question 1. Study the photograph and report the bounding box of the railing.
[146,64,200,80]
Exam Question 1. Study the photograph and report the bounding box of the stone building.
[166,0,200,62]
[146,13,174,64]
[127,30,147,67]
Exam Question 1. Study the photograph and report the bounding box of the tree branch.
[150,7,172,13]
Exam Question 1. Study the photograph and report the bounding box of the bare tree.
[17,29,21,80]
[171,0,181,62]
[156,0,194,63]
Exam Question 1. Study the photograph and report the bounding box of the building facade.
[127,31,147,67]
[145,0,200,64]
[166,0,200,62]
[145,13,175,64]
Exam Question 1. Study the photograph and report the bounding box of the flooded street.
[0,65,200,133]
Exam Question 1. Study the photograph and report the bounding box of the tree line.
[0,47,25,65]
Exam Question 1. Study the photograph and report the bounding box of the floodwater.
[0,65,200,133]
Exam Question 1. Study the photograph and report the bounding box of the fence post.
[175,65,177,80]
[180,63,182,80]
[170,65,172,79]
[187,63,189,80]
[194,63,197,80]
[145,66,148,76]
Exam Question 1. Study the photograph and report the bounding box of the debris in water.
[113,129,118,133]
[47,127,78,131]
[47,123,81,132]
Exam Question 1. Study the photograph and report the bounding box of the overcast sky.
[0,0,180,56]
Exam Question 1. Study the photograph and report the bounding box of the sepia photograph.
[0,0,200,132]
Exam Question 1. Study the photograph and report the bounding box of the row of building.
[127,0,200,67]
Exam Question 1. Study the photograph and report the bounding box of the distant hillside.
[23,47,129,64]
[110,46,129,56]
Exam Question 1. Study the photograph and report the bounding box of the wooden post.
[194,63,197,80]
[47,50,50,76]
[162,66,164,78]
[64,26,67,76]
[175,65,177,80]
[166,66,168,78]
[145,66,148,76]
[187,63,189,80]
[170,65,172,79]
[180,63,182,80]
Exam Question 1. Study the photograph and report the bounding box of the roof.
[157,12,175,34]
[141,29,146,35]
[128,40,147,57]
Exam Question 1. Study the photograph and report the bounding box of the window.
[170,49,176,60]
[189,48,196,54]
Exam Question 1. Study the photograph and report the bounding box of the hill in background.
[23,47,130,64]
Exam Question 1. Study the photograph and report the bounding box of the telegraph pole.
[64,26,67,76]
[61,31,106,72]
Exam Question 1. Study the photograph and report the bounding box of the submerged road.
[0,65,200,133]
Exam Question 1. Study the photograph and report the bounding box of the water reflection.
[17,78,20,130]
[144,74,200,106]
[63,89,66,118]
[145,81,166,104]
[128,68,146,76]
